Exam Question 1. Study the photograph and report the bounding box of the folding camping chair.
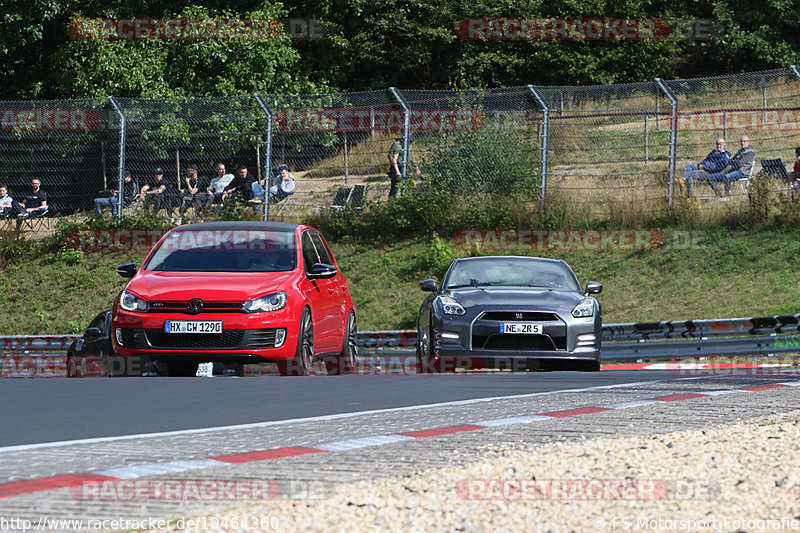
[15,205,50,236]
[760,159,791,188]
[328,186,354,211]
[349,184,368,210]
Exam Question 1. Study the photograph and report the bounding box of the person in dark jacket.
[682,137,731,197]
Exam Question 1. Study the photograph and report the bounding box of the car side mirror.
[419,278,438,292]
[117,262,137,278]
[84,327,103,337]
[585,281,602,295]
[308,262,337,279]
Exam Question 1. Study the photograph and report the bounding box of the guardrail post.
[389,87,411,195]
[655,78,678,207]
[528,85,550,209]
[254,95,273,221]
[108,96,126,222]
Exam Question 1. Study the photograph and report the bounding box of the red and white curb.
[603,362,799,370]
[2,380,799,499]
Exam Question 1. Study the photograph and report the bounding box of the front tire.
[66,353,80,377]
[277,308,313,376]
[326,311,357,375]
[417,319,441,374]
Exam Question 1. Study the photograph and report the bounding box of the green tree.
[0,0,325,99]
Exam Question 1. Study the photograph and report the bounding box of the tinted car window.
[445,258,581,291]
[144,229,296,272]
[309,232,333,265]
[302,231,319,272]
[88,313,105,331]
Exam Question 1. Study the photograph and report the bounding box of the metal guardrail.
[0,335,80,376]
[600,315,800,341]
[2,314,800,374]
[355,315,800,361]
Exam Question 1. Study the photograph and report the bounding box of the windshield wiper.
[447,283,478,289]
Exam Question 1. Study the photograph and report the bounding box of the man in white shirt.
[207,162,234,204]
[269,164,296,203]
[0,184,26,217]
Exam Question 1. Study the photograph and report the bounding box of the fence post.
[344,131,349,185]
[644,113,649,164]
[389,87,411,195]
[254,95,273,221]
[723,110,727,140]
[655,78,678,207]
[108,96,126,222]
[791,65,800,81]
[527,85,549,209]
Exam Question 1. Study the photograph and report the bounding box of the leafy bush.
[421,126,540,199]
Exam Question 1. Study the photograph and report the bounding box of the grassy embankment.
[1,227,799,335]
[4,80,800,334]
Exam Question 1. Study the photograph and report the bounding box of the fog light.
[577,333,596,342]
[439,331,460,340]
[115,328,123,346]
[275,328,286,348]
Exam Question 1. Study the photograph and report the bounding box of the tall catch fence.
[1,68,800,225]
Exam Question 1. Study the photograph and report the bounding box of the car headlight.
[572,298,594,318]
[439,296,466,316]
[120,290,150,312]
[242,291,287,313]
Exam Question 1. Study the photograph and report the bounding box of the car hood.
[446,287,586,312]
[126,271,294,301]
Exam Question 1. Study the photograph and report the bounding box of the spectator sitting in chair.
[682,137,731,197]
[207,162,234,205]
[699,135,756,199]
[139,168,181,216]
[222,164,256,204]
[93,169,138,216]
[18,178,48,218]
[0,184,27,217]
[789,147,800,190]
[268,164,295,203]
[179,164,209,222]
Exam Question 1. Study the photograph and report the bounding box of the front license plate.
[500,322,542,334]
[165,320,223,334]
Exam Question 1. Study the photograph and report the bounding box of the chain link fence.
[1,68,799,226]
[0,98,118,215]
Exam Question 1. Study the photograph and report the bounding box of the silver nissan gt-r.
[416,256,602,372]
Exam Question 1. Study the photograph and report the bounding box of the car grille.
[145,329,245,349]
[117,327,281,350]
[479,312,561,321]
[149,301,243,314]
[472,334,566,351]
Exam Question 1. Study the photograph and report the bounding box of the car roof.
[453,255,567,265]
[171,221,301,232]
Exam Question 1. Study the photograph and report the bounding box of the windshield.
[444,258,580,291]
[144,229,296,272]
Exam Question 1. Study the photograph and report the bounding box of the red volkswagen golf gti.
[111,222,357,376]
